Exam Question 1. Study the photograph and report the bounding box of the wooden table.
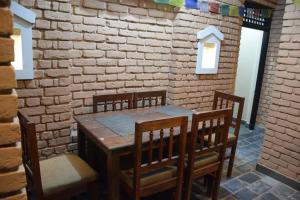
[74,105,194,200]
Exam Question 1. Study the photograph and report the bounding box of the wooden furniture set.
[20,90,244,200]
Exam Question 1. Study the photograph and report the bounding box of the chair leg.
[88,181,100,200]
[212,169,222,200]
[206,175,214,196]
[227,144,237,177]
[183,174,193,200]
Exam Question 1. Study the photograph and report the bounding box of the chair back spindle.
[133,90,166,109]
[133,116,188,200]
[93,93,133,113]
[213,91,245,137]
[190,109,231,158]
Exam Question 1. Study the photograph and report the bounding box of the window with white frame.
[196,26,224,74]
[10,2,36,80]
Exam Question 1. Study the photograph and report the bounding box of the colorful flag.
[294,0,300,7]
[267,9,272,18]
[246,8,253,18]
[209,2,219,13]
[239,6,245,17]
[254,9,261,17]
[185,0,198,9]
[261,9,268,18]
[154,0,170,4]
[199,1,209,12]
[220,4,229,16]
[229,5,239,17]
[169,0,184,7]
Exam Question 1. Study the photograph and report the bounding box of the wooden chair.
[120,116,188,200]
[18,111,100,200]
[212,91,245,177]
[184,109,232,200]
[133,90,166,108]
[93,93,133,113]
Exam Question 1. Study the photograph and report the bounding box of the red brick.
[0,8,13,35]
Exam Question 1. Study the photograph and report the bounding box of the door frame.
[242,1,272,130]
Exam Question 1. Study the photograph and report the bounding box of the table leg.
[78,126,86,160]
[107,152,120,200]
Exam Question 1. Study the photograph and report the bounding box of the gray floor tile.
[234,188,258,200]
[235,163,255,174]
[259,192,281,200]
[288,192,300,200]
[260,175,280,187]
[239,172,261,183]
[223,179,248,193]
[271,184,296,198]
[219,186,232,199]
[247,180,272,194]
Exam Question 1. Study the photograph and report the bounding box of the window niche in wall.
[196,26,224,74]
[10,2,36,80]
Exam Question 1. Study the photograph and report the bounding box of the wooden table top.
[74,105,194,154]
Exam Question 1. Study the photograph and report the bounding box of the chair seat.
[121,166,177,188]
[40,154,98,196]
[186,152,219,169]
[204,132,236,143]
[193,152,219,168]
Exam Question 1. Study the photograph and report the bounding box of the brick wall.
[16,0,73,158]
[257,0,285,126]
[259,0,300,181]
[15,0,243,158]
[169,10,242,109]
[0,1,27,199]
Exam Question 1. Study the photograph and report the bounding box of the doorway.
[234,2,272,130]
[234,27,263,124]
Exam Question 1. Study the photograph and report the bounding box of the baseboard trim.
[256,163,300,191]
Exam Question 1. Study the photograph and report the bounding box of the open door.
[235,2,272,130]
[235,27,264,124]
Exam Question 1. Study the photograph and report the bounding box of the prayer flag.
[247,8,253,18]
[239,6,245,17]
[185,0,198,9]
[169,0,184,7]
[261,9,268,18]
[209,2,219,13]
[267,9,272,18]
[154,0,170,4]
[220,4,229,16]
[254,9,261,17]
[294,0,300,7]
[229,5,239,16]
[199,1,209,12]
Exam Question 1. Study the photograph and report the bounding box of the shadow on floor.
[190,124,300,200]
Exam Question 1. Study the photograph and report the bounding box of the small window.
[196,26,224,74]
[201,43,217,69]
[11,2,36,80]
[11,28,24,71]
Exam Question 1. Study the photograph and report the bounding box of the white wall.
[234,27,264,123]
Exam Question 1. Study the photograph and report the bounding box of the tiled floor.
[190,125,300,200]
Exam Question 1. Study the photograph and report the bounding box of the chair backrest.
[93,93,133,113]
[133,90,166,109]
[134,116,188,200]
[18,111,43,199]
[213,91,244,137]
[188,109,232,169]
